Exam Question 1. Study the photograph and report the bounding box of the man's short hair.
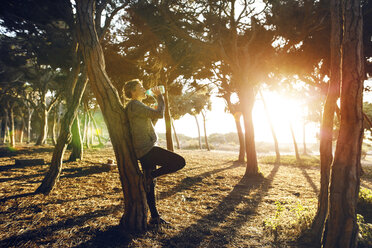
[124,79,141,98]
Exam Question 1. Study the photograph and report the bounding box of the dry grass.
[0,145,372,247]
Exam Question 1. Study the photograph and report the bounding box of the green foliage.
[263,201,285,240]
[357,214,372,247]
[259,155,320,167]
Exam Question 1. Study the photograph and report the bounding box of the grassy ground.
[0,145,371,247]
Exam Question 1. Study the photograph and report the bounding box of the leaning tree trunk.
[323,0,364,247]
[171,119,180,149]
[201,110,210,151]
[310,0,341,244]
[193,114,202,149]
[164,83,174,151]
[19,115,25,144]
[76,0,148,232]
[69,115,83,161]
[290,122,301,163]
[259,90,280,164]
[239,86,259,176]
[9,105,16,147]
[36,75,88,194]
[233,112,245,162]
[51,108,58,146]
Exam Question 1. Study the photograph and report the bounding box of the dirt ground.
[0,145,371,248]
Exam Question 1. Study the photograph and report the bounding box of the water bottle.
[145,85,165,96]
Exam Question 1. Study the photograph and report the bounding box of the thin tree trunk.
[9,105,16,147]
[69,115,83,161]
[164,83,174,151]
[259,90,280,163]
[310,0,342,244]
[83,110,88,145]
[303,123,308,155]
[239,86,259,176]
[290,122,301,163]
[76,0,148,232]
[27,108,34,144]
[0,117,2,144]
[20,116,25,144]
[90,115,94,145]
[323,0,364,246]
[201,110,210,151]
[3,109,9,144]
[88,110,103,146]
[171,118,180,149]
[233,112,245,162]
[194,114,202,149]
[51,108,58,146]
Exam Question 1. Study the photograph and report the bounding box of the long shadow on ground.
[0,146,53,158]
[160,164,280,247]
[0,204,123,247]
[158,161,245,201]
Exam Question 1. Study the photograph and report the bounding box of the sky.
[155,79,372,144]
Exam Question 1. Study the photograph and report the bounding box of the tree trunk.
[83,110,88,146]
[310,0,342,244]
[323,0,364,246]
[36,76,88,194]
[164,83,174,151]
[69,115,83,161]
[76,0,148,232]
[290,122,301,163]
[239,87,259,176]
[171,119,180,149]
[194,114,202,149]
[84,110,91,148]
[27,108,34,144]
[303,123,308,155]
[20,116,25,144]
[3,109,9,144]
[9,105,16,147]
[233,112,245,162]
[0,117,2,144]
[201,110,210,151]
[51,108,58,146]
[36,108,48,145]
[88,110,103,146]
[259,90,280,164]
[90,115,94,145]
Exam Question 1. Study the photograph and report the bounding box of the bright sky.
[155,90,319,143]
[155,79,372,143]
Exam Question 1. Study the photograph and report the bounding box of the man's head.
[124,79,146,100]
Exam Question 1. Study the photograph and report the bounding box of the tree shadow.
[60,165,111,179]
[0,173,45,183]
[160,164,280,247]
[158,161,244,201]
[300,167,319,194]
[0,161,46,172]
[0,146,53,158]
[0,192,38,203]
[0,204,123,247]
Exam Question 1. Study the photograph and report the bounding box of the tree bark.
[19,115,25,144]
[233,112,245,162]
[194,114,202,149]
[290,122,301,163]
[76,0,148,232]
[27,107,34,144]
[51,107,58,146]
[323,0,364,246]
[171,118,180,149]
[201,110,210,151]
[310,0,342,244]
[239,86,259,176]
[0,117,2,144]
[69,115,83,161]
[259,90,280,163]
[9,104,16,147]
[36,107,48,145]
[164,83,174,151]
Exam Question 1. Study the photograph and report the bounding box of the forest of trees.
[0,0,371,247]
